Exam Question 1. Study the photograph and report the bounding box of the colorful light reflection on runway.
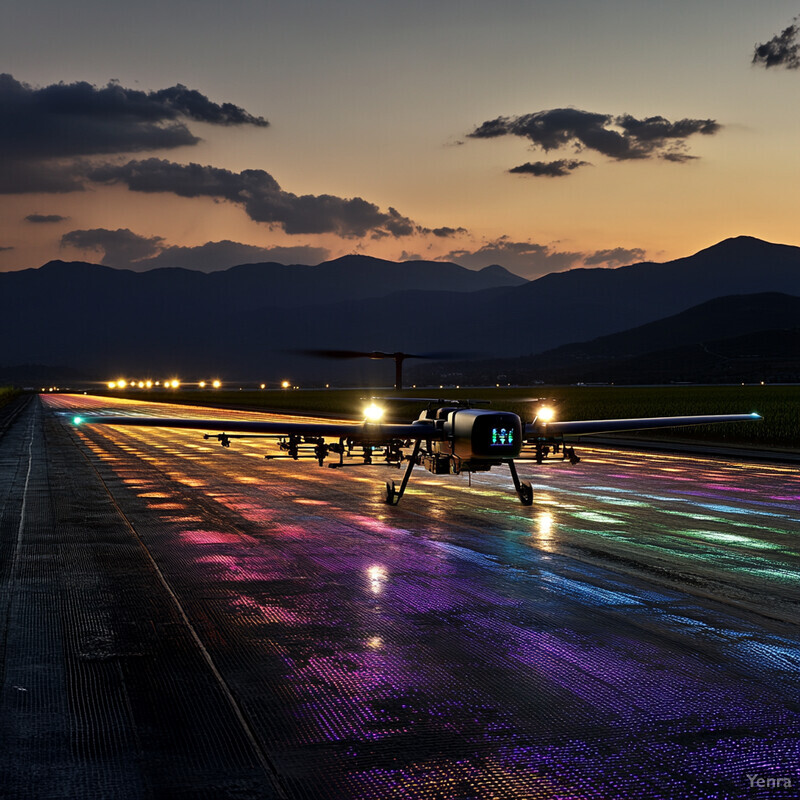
[48,394,800,799]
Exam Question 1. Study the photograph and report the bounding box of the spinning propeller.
[294,349,473,389]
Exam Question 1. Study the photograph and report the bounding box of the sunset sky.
[2,0,800,278]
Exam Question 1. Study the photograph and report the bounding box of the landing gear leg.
[507,460,533,506]
[385,440,421,505]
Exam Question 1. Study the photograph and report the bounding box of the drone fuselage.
[412,408,523,474]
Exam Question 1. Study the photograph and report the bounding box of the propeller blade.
[402,350,477,360]
[290,349,386,360]
[289,348,476,361]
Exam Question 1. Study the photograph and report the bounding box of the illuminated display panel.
[469,412,521,457]
[490,426,515,447]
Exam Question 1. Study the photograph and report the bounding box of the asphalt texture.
[1,394,798,799]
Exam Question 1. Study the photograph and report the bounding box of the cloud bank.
[582,247,646,267]
[2,73,429,242]
[442,237,647,279]
[753,20,800,69]
[468,108,720,174]
[0,74,266,193]
[87,158,419,238]
[61,227,329,271]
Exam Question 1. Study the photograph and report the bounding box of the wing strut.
[385,439,422,505]
[507,460,533,506]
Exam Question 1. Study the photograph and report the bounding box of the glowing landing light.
[363,402,384,422]
[537,406,555,422]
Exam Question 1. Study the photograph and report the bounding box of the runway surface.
[1,394,798,799]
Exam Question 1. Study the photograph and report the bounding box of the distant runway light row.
[105,378,221,390]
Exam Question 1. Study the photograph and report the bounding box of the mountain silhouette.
[2,237,800,383]
[412,292,800,385]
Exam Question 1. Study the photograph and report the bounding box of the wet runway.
[2,394,799,799]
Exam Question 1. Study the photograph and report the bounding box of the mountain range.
[413,292,800,385]
[2,236,799,385]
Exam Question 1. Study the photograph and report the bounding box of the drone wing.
[528,413,761,438]
[71,414,446,442]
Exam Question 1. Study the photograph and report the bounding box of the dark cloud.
[509,159,590,178]
[88,158,419,238]
[139,242,329,270]
[147,84,268,126]
[0,73,266,194]
[583,247,646,267]
[61,228,164,265]
[441,238,582,279]
[753,21,800,69]
[61,227,329,271]
[0,160,87,194]
[25,213,69,223]
[432,226,467,237]
[468,108,720,169]
[442,237,647,278]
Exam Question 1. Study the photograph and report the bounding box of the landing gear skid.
[507,460,533,506]
[385,440,421,505]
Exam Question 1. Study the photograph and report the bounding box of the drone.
[71,399,761,506]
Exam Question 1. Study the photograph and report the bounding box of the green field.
[86,384,798,450]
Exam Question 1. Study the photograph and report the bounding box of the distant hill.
[411,292,800,385]
[3,236,800,383]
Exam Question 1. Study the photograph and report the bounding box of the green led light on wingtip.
[72,415,83,425]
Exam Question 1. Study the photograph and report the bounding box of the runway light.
[117,379,127,389]
[170,379,180,389]
[363,403,384,422]
[212,380,221,389]
[260,383,266,389]
[281,380,290,389]
[199,381,206,388]
[537,406,555,422]
[145,380,152,388]
[137,381,144,388]
[107,381,116,389]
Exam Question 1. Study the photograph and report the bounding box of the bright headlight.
[364,403,384,422]
[537,406,555,422]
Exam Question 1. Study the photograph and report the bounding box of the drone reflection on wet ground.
[26,396,800,797]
